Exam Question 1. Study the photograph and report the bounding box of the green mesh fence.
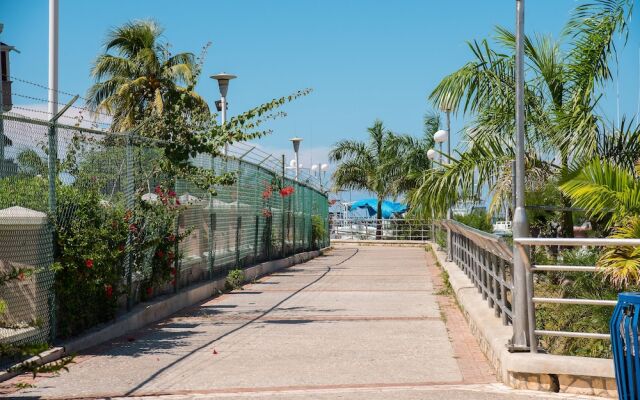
[0,114,328,357]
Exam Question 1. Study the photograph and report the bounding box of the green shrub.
[225,268,245,291]
[311,215,326,250]
[453,209,493,233]
[534,247,624,358]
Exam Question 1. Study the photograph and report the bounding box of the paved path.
[6,246,602,399]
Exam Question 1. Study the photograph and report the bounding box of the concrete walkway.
[6,246,602,399]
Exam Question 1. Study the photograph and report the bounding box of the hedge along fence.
[0,114,329,363]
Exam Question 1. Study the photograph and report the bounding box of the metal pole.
[222,94,228,157]
[510,0,531,352]
[0,28,4,178]
[47,0,59,342]
[281,154,286,258]
[295,148,300,181]
[47,0,59,216]
[446,109,452,261]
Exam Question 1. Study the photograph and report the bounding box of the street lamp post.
[511,0,531,352]
[434,128,449,257]
[444,108,453,261]
[211,73,237,156]
[289,137,302,181]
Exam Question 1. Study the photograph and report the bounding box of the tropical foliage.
[87,20,208,132]
[409,0,635,239]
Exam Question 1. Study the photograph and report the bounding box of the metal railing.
[441,220,514,324]
[330,218,431,241]
[514,237,640,353]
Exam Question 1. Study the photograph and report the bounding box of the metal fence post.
[281,154,286,258]
[125,132,135,310]
[236,216,242,267]
[254,214,259,263]
[209,212,216,278]
[173,213,180,293]
[46,120,59,342]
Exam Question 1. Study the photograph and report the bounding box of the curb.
[0,247,331,383]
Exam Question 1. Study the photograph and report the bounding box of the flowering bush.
[53,185,128,338]
[279,186,295,197]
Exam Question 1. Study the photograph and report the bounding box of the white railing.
[514,237,640,353]
[330,218,431,241]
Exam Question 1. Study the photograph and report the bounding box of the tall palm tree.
[329,120,397,238]
[413,0,632,236]
[386,112,438,198]
[87,20,208,132]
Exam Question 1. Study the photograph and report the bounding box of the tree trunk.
[376,197,383,240]
[560,154,574,238]
[560,194,574,238]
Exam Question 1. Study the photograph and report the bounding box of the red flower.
[85,259,94,269]
[105,284,113,299]
[146,287,153,297]
[154,185,163,195]
[262,208,272,218]
[156,250,164,258]
[170,267,177,276]
[168,190,177,198]
[129,224,138,233]
[279,186,295,197]
[118,243,126,252]
[175,199,181,206]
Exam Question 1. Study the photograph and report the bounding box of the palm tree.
[560,158,640,287]
[386,112,438,198]
[412,0,633,236]
[86,20,208,132]
[329,120,397,238]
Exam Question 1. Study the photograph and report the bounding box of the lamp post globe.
[426,148,436,161]
[434,129,448,143]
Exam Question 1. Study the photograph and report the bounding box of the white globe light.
[426,149,436,160]
[311,164,319,172]
[321,163,329,171]
[289,159,297,168]
[434,129,448,143]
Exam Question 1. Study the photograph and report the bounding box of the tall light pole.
[211,73,236,156]
[434,127,450,259]
[289,137,302,181]
[444,108,452,261]
[47,0,59,215]
[511,0,531,352]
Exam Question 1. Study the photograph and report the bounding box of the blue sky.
[3,0,640,199]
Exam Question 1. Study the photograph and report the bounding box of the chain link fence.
[0,113,328,361]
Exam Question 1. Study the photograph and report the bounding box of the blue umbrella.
[349,198,407,219]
